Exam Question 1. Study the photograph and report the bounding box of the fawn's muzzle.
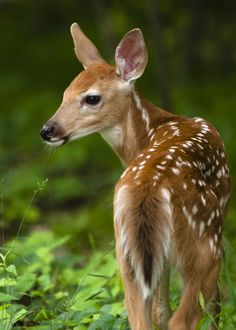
[40,121,68,147]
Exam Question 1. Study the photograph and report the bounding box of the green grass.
[0,229,235,329]
[0,181,236,329]
[0,231,129,329]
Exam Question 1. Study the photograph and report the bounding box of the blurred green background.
[0,0,235,256]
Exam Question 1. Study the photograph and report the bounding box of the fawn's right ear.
[70,23,105,69]
[115,28,148,82]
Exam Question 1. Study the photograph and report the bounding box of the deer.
[40,23,231,330]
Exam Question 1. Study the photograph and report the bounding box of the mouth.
[45,136,69,147]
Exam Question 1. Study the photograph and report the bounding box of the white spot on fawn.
[139,160,146,166]
[172,168,180,175]
[192,204,198,215]
[209,238,214,252]
[156,165,165,171]
[199,221,205,237]
[133,91,150,132]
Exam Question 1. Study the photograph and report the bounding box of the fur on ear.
[70,23,105,69]
[115,28,148,82]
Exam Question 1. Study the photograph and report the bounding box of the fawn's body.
[41,24,231,330]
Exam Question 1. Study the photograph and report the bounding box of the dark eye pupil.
[85,95,101,105]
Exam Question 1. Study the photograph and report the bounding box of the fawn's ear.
[70,23,105,69]
[115,28,148,82]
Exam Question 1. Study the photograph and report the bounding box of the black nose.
[40,122,55,141]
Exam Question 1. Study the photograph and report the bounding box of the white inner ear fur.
[115,56,126,77]
[115,37,147,82]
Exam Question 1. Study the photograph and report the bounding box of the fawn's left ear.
[115,28,148,82]
[70,23,105,69]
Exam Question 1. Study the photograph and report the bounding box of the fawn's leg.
[190,260,221,330]
[168,242,221,330]
[118,255,154,330]
[152,262,172,330]
[202,263,221,330]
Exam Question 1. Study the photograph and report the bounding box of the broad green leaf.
[0,320,12,330]
[113,317,129,330]
[88,313,115,329]
[38,273,53,291]
[0,292,18,303]
[101,302,125,316]
[6,264,17,277]
[72,298,100,311]
[57,308,97,325]
[80,316,93,324]
[11,307,28,323]
[0,277,16,287]
[0,305,10,319]
[36,247,53,263]
[15,272,36,295]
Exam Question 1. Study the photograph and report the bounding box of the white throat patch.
[100,125,123,149]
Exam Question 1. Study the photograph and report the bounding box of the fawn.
[41,23,231,330]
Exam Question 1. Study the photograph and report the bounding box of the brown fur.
[41,25,231,330]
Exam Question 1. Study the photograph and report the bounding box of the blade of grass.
[14,179,48,243]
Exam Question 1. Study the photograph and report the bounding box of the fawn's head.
[41,23,148,146]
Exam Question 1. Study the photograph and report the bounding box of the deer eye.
[85,95,101,105]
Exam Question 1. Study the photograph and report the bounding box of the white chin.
[46,139,65,147]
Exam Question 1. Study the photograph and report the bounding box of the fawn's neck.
[101,90,174,167]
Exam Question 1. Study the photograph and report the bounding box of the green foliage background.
[0,0,235,328]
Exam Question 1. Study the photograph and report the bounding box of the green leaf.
[199,292,205,310]
[88,313,115,329]
[54,291,69,300]
[0,277,16,287]
[101,302,125,316]
[6,264,17,277]
[196,316,212,330]
[0,253,6,264]
[0,304,10,319]
[34,309,50,322]
[15,272,36,296]
[36,247,53,263]
[38,273,53,291]
[0,320,12,330]
[0,292,18,303]
[11,308,28,323]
